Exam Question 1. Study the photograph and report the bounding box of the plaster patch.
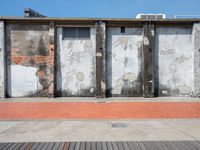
[175,55,190,63]
[143,36,149,45]
[90,88,94,93]
[76,72,85,81]
[160,49,175,55]
[96,52,102,57]
[123,72,136,82]
[178,85,190,95]
[101,81,105,92]
[10,65,38,97]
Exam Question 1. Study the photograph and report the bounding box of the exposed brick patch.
[11,56,29,65]
[7,24,55,97]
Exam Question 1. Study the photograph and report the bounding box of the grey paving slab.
[0,121,22,133]
[0,120,199,142]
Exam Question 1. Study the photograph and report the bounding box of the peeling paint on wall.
[156,27,193,96]
[56,27,96,96]
[6,24,52,97]
[106,27,143,97]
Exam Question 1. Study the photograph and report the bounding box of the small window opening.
[121,27,125,34]
[63,27,90,39]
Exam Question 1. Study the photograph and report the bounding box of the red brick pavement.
[0,102,200,120]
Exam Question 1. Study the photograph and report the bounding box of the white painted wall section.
[56,27,96,96]
[106,27,143,96]
[10,65,38,97]
[156,27,193,96]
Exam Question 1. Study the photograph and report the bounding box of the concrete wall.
[193,23,200,97]
[2,22,200,98]
[0,21,5,98]
[56,27,96,96]
[6,24,53,97]
[106,27,143,96]
[156,27,194,96]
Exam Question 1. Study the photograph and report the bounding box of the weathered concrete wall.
[0,21,5,98]
[156,27,194,96]
[192,23,200,97]
[106,27,143,96]
[56,27,96,96]
[6,24,53,97]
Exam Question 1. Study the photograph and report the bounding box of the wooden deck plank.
[102,142,107,150]
[80,142,86,150]
[107,142,113,150]
[30,142,39,150]
[164,141,179,150]
[63,142,70,150]
[74,142,81,150]
[175,141,192,150]
[122,142,130,150]
[127,141,140,150]
[69,142,76,150]
[13,143,24,150]
[117,142,124,150]
[41,143,50,150]
[19,143,29,150]
[36,142,44,150]
[111,142,119,150]
[0,141,200,150]
[156,141,170,150]
[52,142,60,150]
[186,141,200,150]
[2,143,13,150]
[91,142,96,150]
[46,142,55,150]
[0,143,8,150]
[135,141,147,150]
[57,142,65,150]
[7,143,20,150]
[160,141,175,150]
[97,142,101,150]
[86,142,91,150]
[182,141,200,150]
[141,141,162,150]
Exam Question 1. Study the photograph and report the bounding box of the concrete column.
[95,21,106,98]
[142,23,156,98]
[0,21,5,98]
[48,21,55,97]
[192,23,200,97]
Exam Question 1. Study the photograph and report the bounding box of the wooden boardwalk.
[0,141,200,150]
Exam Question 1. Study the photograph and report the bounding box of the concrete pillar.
[142,23,156,98]
[0,21,5,98]
[48,21,55,97]
[192,23,200,97]
[95,21,106,98]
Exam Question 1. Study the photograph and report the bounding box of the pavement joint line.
[162,120,198,141]
[0,121,25,135]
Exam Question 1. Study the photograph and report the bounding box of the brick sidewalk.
[0,102,200,120]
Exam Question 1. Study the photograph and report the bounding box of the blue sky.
[0,0,200,18]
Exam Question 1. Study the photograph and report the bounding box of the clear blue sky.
[1,0,200,18]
